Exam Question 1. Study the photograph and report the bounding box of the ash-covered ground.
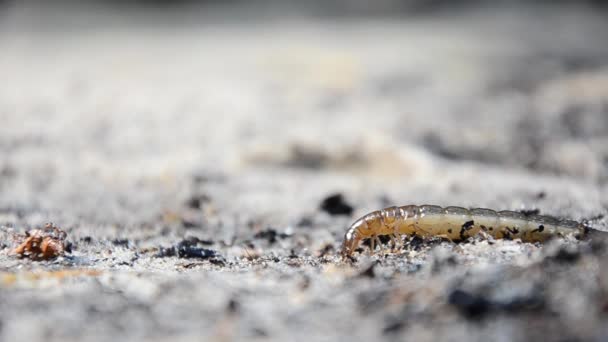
[1,2,608,341]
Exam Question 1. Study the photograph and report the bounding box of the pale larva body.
[341,205,597,257]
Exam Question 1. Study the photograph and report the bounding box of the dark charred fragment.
[546,246,580,264]
[448,289,491,319]
[317,244,334,257]
[319,193,354,216]
[382,320,406,335]
[181,219,202,229]
[176,245,218,259]
[156,246,177,257]
[447,228,453,234]
[64,241,73,253]
[460,220,475,240]
[296,216,313,228]
[81,236,93,243]
[448,289,545,320]
[536,191,547,200]
[185,194,211,209]
[288,249,298,258]
[227,298,240,314]
[253,228,289,245]
[156,238,222,262]
[358,261,378,278]
[112,238,130,247]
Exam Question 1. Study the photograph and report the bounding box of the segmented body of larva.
[340,205,597,257]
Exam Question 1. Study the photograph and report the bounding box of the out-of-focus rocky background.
[1,1,607,341]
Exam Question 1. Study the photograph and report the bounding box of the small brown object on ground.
[12,223,68,261]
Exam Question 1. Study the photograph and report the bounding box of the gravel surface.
[1,2,608,341]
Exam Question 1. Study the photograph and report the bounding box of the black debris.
[177,245,216,259]
[382,319,405,335]
[64,241,73,253]
[358,262,377,278]
[186,194,211,209]
[448,289,492,319]
[156,238,222,262]
[449,288,545,320]
[156,246,177,257]
[319,193,354,216]
[317,244,334,257]
[181,219,202,229]
[112,239,130,247]
[382,320,405,335]
[548,246,580,264]
[253,228,290,244]
[296,216,313,228]
[227,298,240,314]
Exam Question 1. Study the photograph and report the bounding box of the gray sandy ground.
[1,2,608,341]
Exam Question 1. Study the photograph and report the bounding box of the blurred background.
[1,1,608,341]
[1,1,607,220]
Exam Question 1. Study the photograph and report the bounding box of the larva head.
[340,212,383,257]
[340,225,362,257]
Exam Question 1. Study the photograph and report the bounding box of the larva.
[340,205,603,257]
